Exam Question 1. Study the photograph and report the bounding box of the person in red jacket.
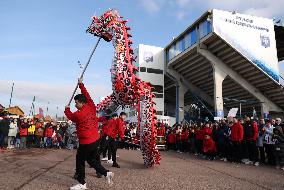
[157,122,166,136]
[19,118,29,149]
[105,114,118,162]
[106,112,126,168]
[167,130,175,150]
[181,128,189,152]
[99,116,110,161]
[176,125,183,153]
[203,123,212,136]
[64,78,114,190]
[230,118,244,163]
[44,123,54,148]
[203,134,217,160]
[195,125,204,154]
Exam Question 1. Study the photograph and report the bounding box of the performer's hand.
[65,105,70,110]
[78,77,83,84]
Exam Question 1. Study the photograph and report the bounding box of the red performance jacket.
[203,127,212,136]
[230,122,244,142]
[64,83,99,145]
[245,122,259,141]
[19,122,29,137]
[106,117,125,139]
[203,137,217,153]
[44,126,54,138]
[167,133,175,144]
[157,127,165,136]
[181,130,189,141]
[157,123,166,136]
[195,129,204,140]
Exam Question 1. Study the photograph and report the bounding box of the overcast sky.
[0,0,283,117]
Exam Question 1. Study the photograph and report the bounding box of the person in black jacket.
[0,115,10,149]
[216,122,231,162]
[257,118,266,164]
[273,128,284,170]
[0,117,4,149]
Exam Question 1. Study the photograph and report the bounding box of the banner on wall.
[212,9,279,82]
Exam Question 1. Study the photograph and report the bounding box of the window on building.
[190,29,197,45]
[156,111,163,115]
[207,20,212,34]
[169,45,175,61]
[180,37,185,52]
[140,67,146,72]
[152,85,163,94]
[184,33,191,49]
[175,41,181,55]
[199,20,212,39]
[166,51,170,63]
[154,93,163,98]
[147,68,163,74]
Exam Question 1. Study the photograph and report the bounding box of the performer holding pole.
[65,78,114,190]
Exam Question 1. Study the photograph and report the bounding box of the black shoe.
[112,163,120,168]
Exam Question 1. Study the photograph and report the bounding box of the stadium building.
[118,9,284,125]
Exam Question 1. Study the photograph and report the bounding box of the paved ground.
[0,148,283,190]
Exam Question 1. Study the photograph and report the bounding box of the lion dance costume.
[87,9,161,167]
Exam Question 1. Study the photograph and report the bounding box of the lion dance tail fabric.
[87,9,161,167]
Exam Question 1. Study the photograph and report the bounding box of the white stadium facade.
[117,9,284,126]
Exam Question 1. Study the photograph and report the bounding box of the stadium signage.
[212,9,279,82]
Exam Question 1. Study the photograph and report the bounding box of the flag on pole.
[39,107,44,118]
[32,96,35,115]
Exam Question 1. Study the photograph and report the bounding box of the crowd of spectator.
[0,114,78,151]
[1,112,283,171]
[161,117,284,170]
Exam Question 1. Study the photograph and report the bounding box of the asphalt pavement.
[0,148,283,190]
